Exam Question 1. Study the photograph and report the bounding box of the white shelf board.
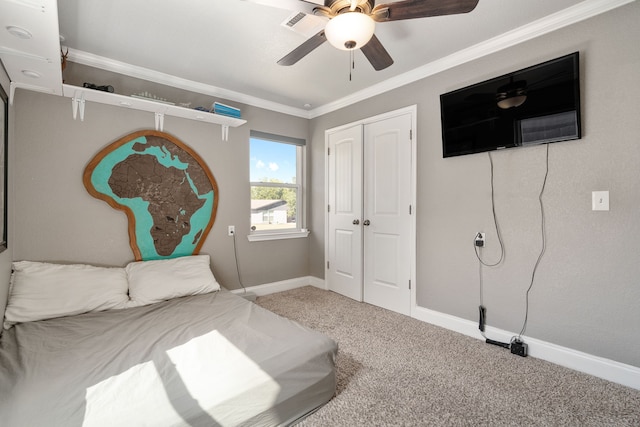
[62,84,246,129]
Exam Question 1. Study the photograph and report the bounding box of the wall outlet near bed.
[228,225,235,236]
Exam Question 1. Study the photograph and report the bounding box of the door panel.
[372,232,398,286]
[335,141,354,213]
[327,125,363,301]
[363,113,412,315]
[372,136,399,215]
[334,229,355,276]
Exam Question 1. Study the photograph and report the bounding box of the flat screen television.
[440,52,581,158]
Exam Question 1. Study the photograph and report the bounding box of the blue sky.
[249,138,296,183]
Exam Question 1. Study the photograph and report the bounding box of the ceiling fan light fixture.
[497,94,527,109]
[496,81,527,109]
[325,12,375,51]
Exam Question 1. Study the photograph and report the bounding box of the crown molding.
[66,0,633,120]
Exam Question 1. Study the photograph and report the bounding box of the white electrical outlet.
[228,225,235,236]
[475,232,486,247]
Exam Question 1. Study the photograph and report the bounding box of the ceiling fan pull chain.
[349,49,356,81]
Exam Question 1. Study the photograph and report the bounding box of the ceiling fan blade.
[360,35,394,71]
[277,30,327,66]
[372,0,479,22]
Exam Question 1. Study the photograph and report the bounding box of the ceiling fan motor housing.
[321,0,376,15]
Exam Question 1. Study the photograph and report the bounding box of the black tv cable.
[476,151,508,347]
[515,143,550,340]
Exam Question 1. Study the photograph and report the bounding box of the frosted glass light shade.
[497,94,527,109]
[325,12,375,51]
[496,80,527,109]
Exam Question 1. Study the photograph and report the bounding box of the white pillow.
[3,261,130,329]
[126,255,219,306]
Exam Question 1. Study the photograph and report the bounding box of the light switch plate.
[592,191,609,211]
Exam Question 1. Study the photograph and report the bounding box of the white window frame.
[248,131,309,242]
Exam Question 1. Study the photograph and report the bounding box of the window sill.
[247,229,310,242]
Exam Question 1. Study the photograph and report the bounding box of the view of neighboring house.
[250,199,288,226]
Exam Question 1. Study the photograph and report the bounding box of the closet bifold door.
[327,124,364,301]
[326,110,413,316]
[362,113,412,316]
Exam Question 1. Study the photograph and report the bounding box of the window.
[249,131,308,241]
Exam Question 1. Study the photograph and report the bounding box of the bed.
[0,256,337,426]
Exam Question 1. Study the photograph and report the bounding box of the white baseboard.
[308,276,327,290]
[231,277,639,390]
[412,305,640,391]
[230,276,324,297]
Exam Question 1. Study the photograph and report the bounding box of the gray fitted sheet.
[0,290,337,426]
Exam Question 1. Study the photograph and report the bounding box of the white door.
[363,113,412,315]
[327,125,363,301]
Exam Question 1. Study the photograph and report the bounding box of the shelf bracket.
[71,91,85,121]
[221,125,229,141]
[155,112,165,131]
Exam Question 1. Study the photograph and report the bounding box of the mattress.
[0,290,337,426]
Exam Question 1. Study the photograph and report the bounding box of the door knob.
[363,220,370,226]
[353,219,360,225]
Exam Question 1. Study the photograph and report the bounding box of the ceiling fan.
[463,66,576,110]
[277,0,480,71]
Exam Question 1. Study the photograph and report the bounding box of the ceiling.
[8,0,633,117]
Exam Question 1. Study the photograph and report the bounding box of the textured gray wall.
[10,87,310,290]
[309,2,640,367]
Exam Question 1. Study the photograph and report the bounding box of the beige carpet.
[255,286,640,427]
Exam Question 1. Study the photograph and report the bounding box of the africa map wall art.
[84,130,218,261]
